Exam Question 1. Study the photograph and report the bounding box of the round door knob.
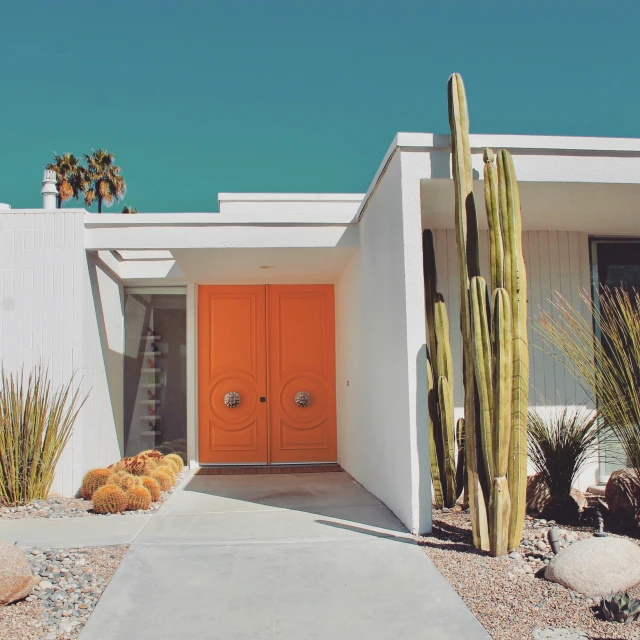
[295,390,312,407]
[224,391,241,408]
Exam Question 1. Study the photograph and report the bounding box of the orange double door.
[198,285,337,465]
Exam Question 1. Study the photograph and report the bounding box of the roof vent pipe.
[42,169,58,209]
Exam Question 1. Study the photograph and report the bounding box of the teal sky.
[1,1,638,212]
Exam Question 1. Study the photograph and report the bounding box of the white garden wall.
[0,210,123,496]
[336,151,431,535]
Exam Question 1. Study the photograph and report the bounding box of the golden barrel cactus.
[141,476,161,502]
[107,470,142,491]
[126,485,152,511]
[139,449,164,460]
[151,469,175,491]
[164,453,184,472]
[157,458,180,474]
[81,468,111,500]
[92,484,128,514]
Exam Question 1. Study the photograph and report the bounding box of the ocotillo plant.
[447,73,529,555]
[423,230,457,508]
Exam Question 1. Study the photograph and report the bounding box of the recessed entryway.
[197,284,337,465]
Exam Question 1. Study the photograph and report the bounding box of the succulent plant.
[80,468,111,500]
[151,468,175,491]
[126,485,152,511]
[600,592,640,624]
[107,470,142,491]
[118,455,151,476]
[423,229,458,509]
[139,449,164,460]
[164,453,184,472]
[447,73,528,555]
[92,484,128,514]
[156,457,180,474]
[141,476,161,502]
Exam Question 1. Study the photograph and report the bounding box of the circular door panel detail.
[209,377,257,426]
[279,373,326,424]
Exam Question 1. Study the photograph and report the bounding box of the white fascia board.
[218,193,365,202]
[84,211,359,225]
[357,132,640,222]
[395,132,640,153]
[85,223,359,251]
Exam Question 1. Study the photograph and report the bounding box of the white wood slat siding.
[423,229,592,411]
[0,211,122,497]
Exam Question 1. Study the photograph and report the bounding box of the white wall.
[0,210,122,497]
[336,151,431,535]
[427,228,598,490]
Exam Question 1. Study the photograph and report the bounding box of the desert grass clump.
[527,406,600,521]
[81,468,111,500]
[164,453,184,472]
[151,468,174,491]
[537,287,640,478]
[126,485,152,511]
[92,484,128,514]
[141,476,161,502]
[0,367,87,506]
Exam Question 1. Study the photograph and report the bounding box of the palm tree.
[84,150,126,213]
[46,153,89,208]
[121,206,137,214]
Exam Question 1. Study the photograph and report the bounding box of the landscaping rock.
[532,628,589,640]
[545,536,640,597]
[606,468,640,525]
[527,473,551,513]
[0,539,36,605]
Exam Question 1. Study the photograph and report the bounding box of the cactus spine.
[447,73,528,555]
[423,230,457,508]
[448,73,489,551]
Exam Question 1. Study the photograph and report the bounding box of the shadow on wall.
[87,255,124,455]
[416,344,432,535]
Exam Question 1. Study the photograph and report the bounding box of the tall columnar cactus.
[448,73,489,551]
[470,279,513,556]
[447,73,528,555]
[423,230,457,508]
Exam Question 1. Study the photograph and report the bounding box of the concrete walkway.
[77,471,489,640]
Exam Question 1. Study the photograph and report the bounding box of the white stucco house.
[1,132,639,535]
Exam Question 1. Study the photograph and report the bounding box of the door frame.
[191,283,339,466]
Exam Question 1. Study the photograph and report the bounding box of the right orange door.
[267,285,337,463]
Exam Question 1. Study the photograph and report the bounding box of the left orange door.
[198,286,268,464]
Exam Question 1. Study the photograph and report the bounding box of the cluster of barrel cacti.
[442,73,528,556]
[80,449,183,514]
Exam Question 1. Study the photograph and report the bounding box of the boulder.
[545,536,640,597]
[526,474,586,521]
[605,468,640,525]
[0,540,35,605]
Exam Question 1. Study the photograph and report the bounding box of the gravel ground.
[0,546,127,639]
[419,510,640,640]
[0,471,186,519]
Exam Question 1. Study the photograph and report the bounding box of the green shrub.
[0,367,87,506]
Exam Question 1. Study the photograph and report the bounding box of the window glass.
[594,242,640,477]
[124,290,187,463]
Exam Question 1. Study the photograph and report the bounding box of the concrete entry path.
[80,471,490,640]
